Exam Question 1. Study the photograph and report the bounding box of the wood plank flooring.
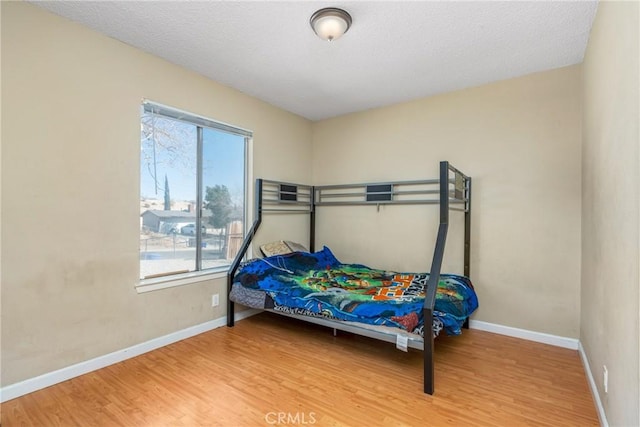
[2,313,598,426]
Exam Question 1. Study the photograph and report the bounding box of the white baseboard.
[0,309,260,403]
[469,320,579,350]
[578,342,609,427]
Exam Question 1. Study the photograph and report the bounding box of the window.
[139,101,250,283]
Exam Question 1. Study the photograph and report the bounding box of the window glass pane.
[140,112,197,279]
[139,103,249,282]
[201,128,246,270]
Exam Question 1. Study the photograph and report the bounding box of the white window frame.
[136,100,252,293]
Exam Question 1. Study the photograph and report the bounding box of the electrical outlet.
[212,294,219,307]
[603,365,608,393]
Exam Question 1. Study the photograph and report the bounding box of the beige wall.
[1,2,311,386]
[312,66,583,338]
[581,2,640,426]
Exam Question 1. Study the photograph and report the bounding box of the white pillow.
[259,240,309,257]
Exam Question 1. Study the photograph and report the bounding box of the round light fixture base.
[310,7,352,41]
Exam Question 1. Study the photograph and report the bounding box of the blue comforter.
[234,247,478,336]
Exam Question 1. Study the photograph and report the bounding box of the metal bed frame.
[227,161,471,395]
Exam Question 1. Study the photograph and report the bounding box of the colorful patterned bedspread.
[233,247,478,336]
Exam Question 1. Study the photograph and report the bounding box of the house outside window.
[139,101,250,283]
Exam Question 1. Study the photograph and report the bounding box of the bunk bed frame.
[227,161,471,395]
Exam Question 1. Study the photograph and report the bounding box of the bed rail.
[226,161,471,395]
[315,179,466,206]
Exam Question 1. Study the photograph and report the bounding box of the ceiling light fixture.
[310,7,352,41]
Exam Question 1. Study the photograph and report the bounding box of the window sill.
[136,269,228,293]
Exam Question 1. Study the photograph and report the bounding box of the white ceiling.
[32,1,598,121]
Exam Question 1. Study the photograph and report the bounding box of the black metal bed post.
[462,177,472,329]
[464,178,471,278]
[227,179,264,327]
[310,186,316,252]
[423,161,450,395]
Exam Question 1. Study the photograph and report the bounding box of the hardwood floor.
[2,313,598,426]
